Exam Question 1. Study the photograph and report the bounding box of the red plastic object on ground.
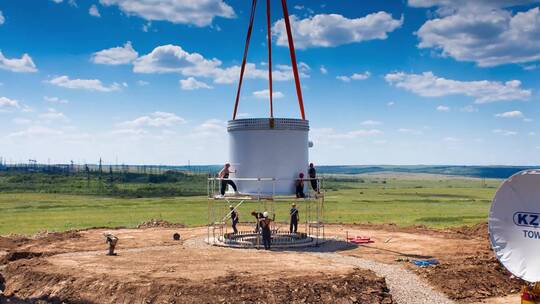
[347,236,373,244]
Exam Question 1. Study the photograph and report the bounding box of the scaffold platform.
[206,177,325,249]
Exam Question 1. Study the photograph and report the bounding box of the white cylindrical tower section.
[228,118,309,195]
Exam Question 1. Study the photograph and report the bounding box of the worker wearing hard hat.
[230,205,239,234]
[260,211,273,250]
[290,203,299,234]
[218,163,239,196]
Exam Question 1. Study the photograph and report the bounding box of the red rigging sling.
[232,0,306,121]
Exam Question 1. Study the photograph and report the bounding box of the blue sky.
[0,0,539,165]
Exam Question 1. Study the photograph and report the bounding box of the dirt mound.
[414,250,521,302]
[136,219,186,229]
[3,259,392,304]
[0,251,44,265]
[0,236,28,251]
[0,231,81,250]
[213,269,393,304]
[446,223,488,239]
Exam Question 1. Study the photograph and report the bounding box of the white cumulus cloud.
[416,3,540,67]
[493,129,518,136]
[133,44,309,84]
[0,51,37,73]
[436,105,450,112]
[39,108,68,121]
[89,4,101,17]
[99,0,235,27]
[44,96,69,104]
[272,12,403,49]
[460,105,478,113]
[408,0,538,10]
[0,96,20,109]
[47,75,121,92]
[92,41,138,65]
[361,120,382,126]
[495,110,524,118]
[385,71,531,103]
[253,89,284,99]
[0,10,5,25]
[118,112,185,128]
[179,77,213,90]
[9,126,63,138]
[133,44,221,74]
[337,71,370,82]
[398,128,423,135]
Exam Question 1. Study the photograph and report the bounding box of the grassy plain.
[0,173,501,235]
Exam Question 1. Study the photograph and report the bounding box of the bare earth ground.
[0,223,521,304]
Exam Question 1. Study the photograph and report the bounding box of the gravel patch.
[313,252,454,304]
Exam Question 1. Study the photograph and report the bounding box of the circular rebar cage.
[223,231,312,247]
[206,178,325,249]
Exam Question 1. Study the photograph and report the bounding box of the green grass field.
[0,173,502,235]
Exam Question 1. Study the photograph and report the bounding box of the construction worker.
[295,172,305,198]
[251,211,262,233]
[230,205,239,234]
[308,163,319,194]
[218,163,239,196]
[260,211,272,250]
[104,233,118,256]
[290,203,299,233]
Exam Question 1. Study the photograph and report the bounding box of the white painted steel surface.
[228,118,309,195]
[489,170,540,282]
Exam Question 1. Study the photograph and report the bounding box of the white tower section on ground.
[228,118,309,195]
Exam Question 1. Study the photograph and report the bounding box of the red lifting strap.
[266,0,274,118]
[232,0,257,120]
[232,0,306,121]
[280,0,306,120]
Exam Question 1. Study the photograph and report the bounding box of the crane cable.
[280,0,306,120]
[266,0,274,118]
[232,0,258,121]
[232,0,306,121]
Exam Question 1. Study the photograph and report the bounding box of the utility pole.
[85,164,90,187]
[98,158,103,193]
[98,158,103,180]
[109,166,114,184]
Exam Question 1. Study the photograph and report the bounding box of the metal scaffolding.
[206,177,325,249]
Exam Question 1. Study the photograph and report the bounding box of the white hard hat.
[263,211,269,218]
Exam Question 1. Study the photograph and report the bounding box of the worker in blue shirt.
[290,203,299,234]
